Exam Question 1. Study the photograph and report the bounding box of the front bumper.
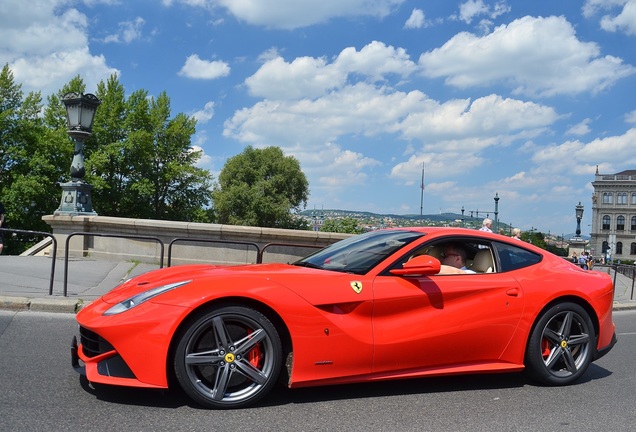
[72,298,189,389]
[71,335,83,373]
[71,329,155,388]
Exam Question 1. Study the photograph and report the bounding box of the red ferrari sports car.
[72,227,617,409]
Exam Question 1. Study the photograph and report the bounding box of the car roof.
[379,226,547,254]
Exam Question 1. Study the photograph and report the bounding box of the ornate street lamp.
[575,201,584,238]
[55,92,101,215]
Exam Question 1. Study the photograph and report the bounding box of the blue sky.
[2,0,636,236]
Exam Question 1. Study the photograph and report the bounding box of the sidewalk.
[0,256,158,313]
[0,256,635,314]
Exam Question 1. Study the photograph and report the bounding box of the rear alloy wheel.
[525,302,596,385]
[174,305,282,409]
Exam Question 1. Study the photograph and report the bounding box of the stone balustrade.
[43,215,350,266]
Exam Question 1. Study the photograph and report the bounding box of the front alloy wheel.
[525,302,596,385]
[174,305,282,409]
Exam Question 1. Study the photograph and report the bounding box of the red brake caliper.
[247,329,263,368]
[541,337,551,358]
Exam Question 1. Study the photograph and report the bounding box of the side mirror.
[389,255,441,276]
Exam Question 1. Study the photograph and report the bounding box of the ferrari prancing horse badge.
[350,281,363,294]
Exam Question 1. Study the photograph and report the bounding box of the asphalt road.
[1,309,635,432]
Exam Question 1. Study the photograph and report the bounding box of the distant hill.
[300,209,504,226]
[300,209,587,240]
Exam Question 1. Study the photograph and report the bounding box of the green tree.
[0,67,214,254]
[320,217,364,234]
[87,75,213,221]
[522,231,547,249]
[0,65,67,253]
[213,146,309,229]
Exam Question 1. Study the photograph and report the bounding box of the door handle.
[506,288,520,297]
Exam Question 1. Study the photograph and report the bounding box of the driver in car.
[438,243,475,274]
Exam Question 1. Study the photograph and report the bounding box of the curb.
[0,295,85,314]
[613,301,636,311]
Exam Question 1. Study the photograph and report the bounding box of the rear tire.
[525,302,595,385]
[174,305,282,409]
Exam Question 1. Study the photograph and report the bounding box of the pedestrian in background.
[511,228,522,240]
[479,218,493,233]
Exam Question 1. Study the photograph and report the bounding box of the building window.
[602,241,609,253]
[632,193,636,204]
[602,215,611,230]
[632,216,636,231]
[631,243,636,255]
[617,215,625,231]
[618,192,628,204]
[617,242,623,254]
[603,193,613,204]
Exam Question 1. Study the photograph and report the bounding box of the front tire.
[174,305,282,409]
[525,302,596,385]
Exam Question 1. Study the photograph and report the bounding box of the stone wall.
[42,215,350,266]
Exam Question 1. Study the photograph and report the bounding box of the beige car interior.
[470,248,494,273]
[409,243,495,274]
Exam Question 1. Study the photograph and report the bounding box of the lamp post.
[494,192,499,232]
[55,92,101,215]
[464,193,501,232]
[575,201,584,239]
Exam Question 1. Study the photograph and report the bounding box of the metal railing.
[259,242,322,263]
[58,233,324,296]
[0,229,327,297]
[612,263,636,300]
[63,232,165,296]
[167,238,260,267]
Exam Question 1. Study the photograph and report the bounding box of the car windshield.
[294,230,424,274]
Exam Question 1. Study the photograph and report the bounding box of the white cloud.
[455,0,510,25]
[419,15,636,97]
[225,82,416,145]
[178,54,230,79]
[582,0,627,18]
[245,56,344,100]
[225,81,560,192]
[626,110,636,123]
[566,118,592,136]
[245,41,416,99]
[390,152,484,184]
[398,94,559,143]
[310,144,381,188]
[210,0,405,29]
[458,0,489,24]
[191,101,215,124]
[600,0,636,35]
[531,128,636,176]
[335,41,417,80]
[0,0,118,96]
[404,9,425,29]
[190,143,215,172]
[103,17,146,44]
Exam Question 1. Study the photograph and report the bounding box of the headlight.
[103,280,191,315]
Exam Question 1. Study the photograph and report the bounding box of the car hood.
[99,263,357,306]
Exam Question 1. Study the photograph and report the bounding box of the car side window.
[385,238,497,275]
[494,241,542,272]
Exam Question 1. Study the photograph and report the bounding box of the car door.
[371,270,524,375]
